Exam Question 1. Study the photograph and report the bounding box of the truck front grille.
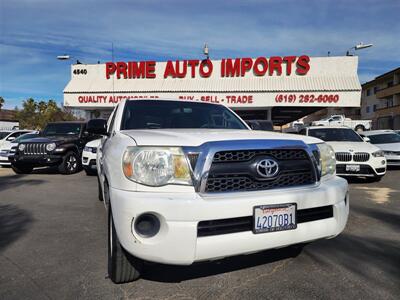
[205,149,316,193]
[23,143,46,155]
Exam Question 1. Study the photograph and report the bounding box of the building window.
[373,104,378,112]
[366,106,370,113]
[387,98,393,108]
[373,86,379,94]
[388,81,393,88]
[366,89,371,96]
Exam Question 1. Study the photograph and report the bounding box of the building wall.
[360,68,400,129]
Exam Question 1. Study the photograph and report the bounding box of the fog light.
[381,160,386,165]
[134,213,160,238]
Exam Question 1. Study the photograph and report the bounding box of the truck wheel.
[107,184,142,283]
[355,125,365,132]
[11,164,33,174]
[59,151,81,174]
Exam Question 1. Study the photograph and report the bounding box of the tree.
[0,96,4,110]
[15,98,77,130]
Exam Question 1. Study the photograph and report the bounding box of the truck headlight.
[46,143,56,152]
[122,147,192,186]
[372,150,384,157]
[18,144,26,151]
[316,143,336,178]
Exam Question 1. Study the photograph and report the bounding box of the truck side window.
[107,106,118,135]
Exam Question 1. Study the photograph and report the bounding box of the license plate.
[253,203,297,234]
[346,164,360,172]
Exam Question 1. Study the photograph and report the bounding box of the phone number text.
[275,94,339,104]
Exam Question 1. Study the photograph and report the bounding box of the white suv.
[88,99,349,284]
[300,126,386,181]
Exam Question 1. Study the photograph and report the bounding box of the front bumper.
[385,155,400,166]
[0,153,11,165]
[110,176,349,265]
[82,151,97,169]
[11,154,63,166]
[336,157,386,177]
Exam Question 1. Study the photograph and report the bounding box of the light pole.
[346,42,373,56]
[57,55,82,64]
[203,43,209,60]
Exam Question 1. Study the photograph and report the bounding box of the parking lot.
[0,167,399,300]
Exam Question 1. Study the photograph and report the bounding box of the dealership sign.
[104,56,311,79]
[64,56,361,109]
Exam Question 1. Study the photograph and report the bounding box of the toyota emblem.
[256,158,279,178]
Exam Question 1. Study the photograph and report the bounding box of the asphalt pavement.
[0,166,399,300]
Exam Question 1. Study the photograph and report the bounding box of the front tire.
[58,151,81,175]
[107,184,142,283]
[11,164,33,174]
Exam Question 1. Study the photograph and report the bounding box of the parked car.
[300,126,386,181]
[311,115,372,131]
[0,131,39,166]
[88,99,349,284]
[82,138,101,175]
[10,121,100,174]
[245,120,274,131]
[0,130,32,147]
[361,130,400,166]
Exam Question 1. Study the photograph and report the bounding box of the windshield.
[368,133,400,144]
[309,128,363,142]
[121,100,248,130]
[42,123,82,136]
[14,133,39,143]
[0,132,11,139]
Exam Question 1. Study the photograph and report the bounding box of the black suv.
[10,121,99,174]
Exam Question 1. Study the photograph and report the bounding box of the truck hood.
[326,141,380,153]
[121,129,322,147]
[22,136,78,144]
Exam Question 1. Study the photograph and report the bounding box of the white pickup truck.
[87,99,349,284]
[311,115,372,131]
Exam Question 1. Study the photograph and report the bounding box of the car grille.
[205,149,316,193]
[197,205,334,237]
[353,152,370,162]
[335,152,369,162]
[23,143,46,155]
[335,152,352,162]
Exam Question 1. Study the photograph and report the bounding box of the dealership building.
[63,55,361,125]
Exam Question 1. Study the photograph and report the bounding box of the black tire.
[97,176,104,202]
[106,183,142,283]
[11,164,33,174]
[58,151,81,175]
[355,125,365,132]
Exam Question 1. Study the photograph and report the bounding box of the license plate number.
[253,204,297,234]
[346,164,360,172]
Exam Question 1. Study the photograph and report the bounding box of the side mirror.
[6,136,16,141]
[87,119,107,135]
[363,137,370,143]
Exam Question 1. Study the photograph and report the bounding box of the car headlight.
[316,143,336,178]
[46,143,56,152]
[84,146,97,153]
[18,144,26,151]
[122,147,192,186]
[372,150,385,157]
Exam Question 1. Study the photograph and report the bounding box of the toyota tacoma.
[88,99,349,284]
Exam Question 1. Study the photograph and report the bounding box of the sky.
[0,0,399,109]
